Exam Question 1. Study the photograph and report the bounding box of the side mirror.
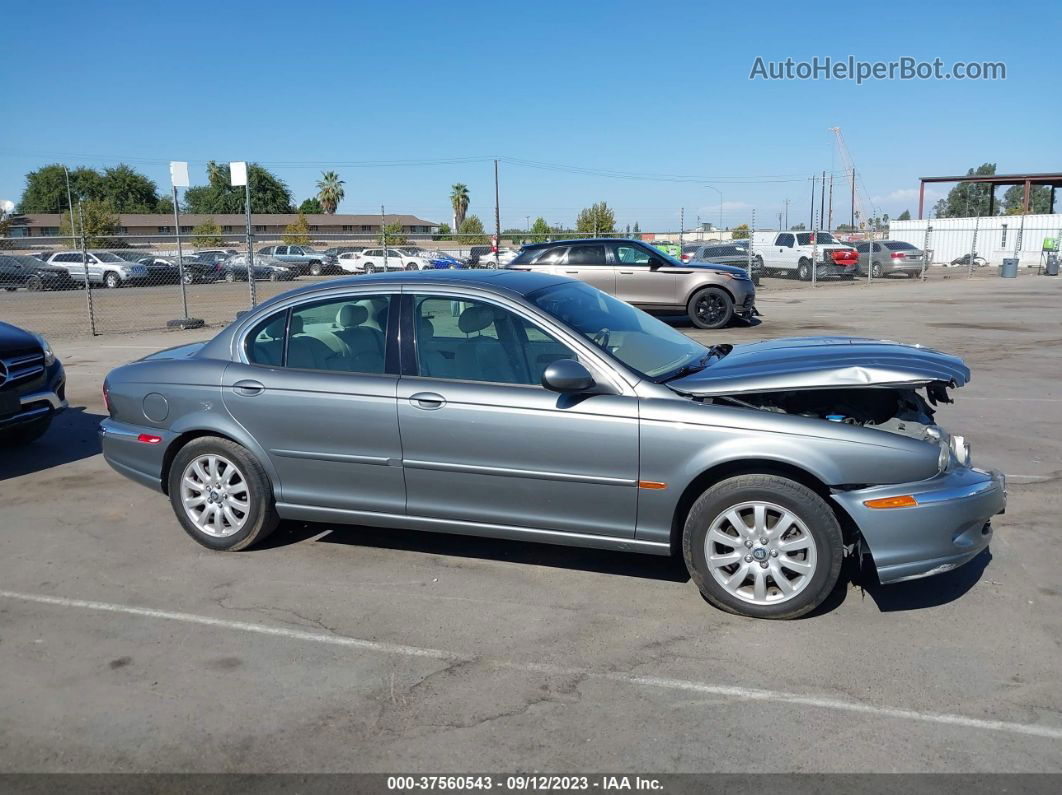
[542,359,596,393]
[649,257,665,269]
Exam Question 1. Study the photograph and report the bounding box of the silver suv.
[507,239,756,329]
[46,250,148,288]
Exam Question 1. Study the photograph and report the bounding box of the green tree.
[59,200,120,246]
[529,216,551,243]
[380,222,407,246]
[632,221,641,236]
[732,223,750,240]
[433,222,452,241]
[157,195,174,214]
[299,197,323,213]
[17,164,103,213]
[192,217,223,247]
[183,161,294,214]
[316,171,345,214]
[98,164,162,211]
[282,211,311,245]
[896,209,911,221]
[575,202,616,236]
[1001,184,1052,215]
[936,163,997,218]
[450,184,470,230]
[789,222,806,231]
[457,215,488,244]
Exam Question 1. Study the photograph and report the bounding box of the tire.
[167,437,279,551]
[309,261,322,276]
[687,287,734,329]
[3,287,16,292]
[0,416,52,446]
[682,474,844,619]
[225,272,236,283]
[871,262,883,279]
[405,262,417,271]
[104,271,122,289]
[364,263,376,274]
[26,276,45,292]
[269,271,280,282]
[797,259,811,281]
[182,271,195,285]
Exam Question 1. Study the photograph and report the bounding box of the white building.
[890,214,1062,268]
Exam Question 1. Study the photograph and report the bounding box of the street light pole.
[703,185,723,230]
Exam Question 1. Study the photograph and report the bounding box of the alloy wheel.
[695,292,726,324]
[703,501,817,605]
[180,454,250,538]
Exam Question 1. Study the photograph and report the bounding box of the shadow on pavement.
[266,520,692,583]
[0,407,105,481]
[857,548,992,612]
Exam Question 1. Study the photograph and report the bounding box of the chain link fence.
[2,220,1059,339]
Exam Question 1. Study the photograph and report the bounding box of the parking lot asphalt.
[1,274,1061,773]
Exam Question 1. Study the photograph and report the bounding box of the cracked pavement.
[1,274,1060,772]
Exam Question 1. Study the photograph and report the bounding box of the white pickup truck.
[752,231,858,280]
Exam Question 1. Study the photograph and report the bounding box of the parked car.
[475,248,519,268]
[0,255,79,291]
[651,240,680,258]
[690,243,764,277]
[0,320,65,445]
[197,249,240,263]
[507,238,755,329]
[426,251,466,269]
[138,255,224,284]
[338,248,410,274]
[46,250,148,288]
[257,245,338,276]
[322,246,365,259]
[854,240,926,278]
[107,249,156,263]
[99,270,1004,619]
[751,231,858,280]
[221,254,297,282]
[949,253,988,269]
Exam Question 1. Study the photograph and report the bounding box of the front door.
[613,241,676,307]
[397,293,639,537]
[222,293,405,514]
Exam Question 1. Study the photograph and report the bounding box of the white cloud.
[871,187,940,203]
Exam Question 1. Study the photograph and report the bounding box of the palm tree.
[316,171,345,215]
[450,184,470,231]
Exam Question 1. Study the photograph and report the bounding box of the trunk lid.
[669,336,969,396]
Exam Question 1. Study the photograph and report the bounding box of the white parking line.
[3,588,1062,742]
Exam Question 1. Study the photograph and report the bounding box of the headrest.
[458,305,495,334]
[289,314,304,334]
[376,304,389,329]
[417,317,435,340]
[336,304,368,328]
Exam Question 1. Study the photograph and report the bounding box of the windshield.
[527,281,707,379]
[795,232,840,246]
[94,252,125,263]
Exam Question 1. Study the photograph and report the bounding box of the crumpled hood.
[681,262,750,277]
[139,342,206,361]
[669,336,969,396]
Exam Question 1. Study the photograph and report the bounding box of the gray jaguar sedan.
[100,270,1005,619]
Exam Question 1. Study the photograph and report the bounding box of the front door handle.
[409,392,445,410]
[618,270,634,275]
[233,379,264,397]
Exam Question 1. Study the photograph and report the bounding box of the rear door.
[558,242,614,294]
[613,241,676,306]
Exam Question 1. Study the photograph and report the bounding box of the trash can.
[1000,258,1019,278]
[1047,254,1060,277]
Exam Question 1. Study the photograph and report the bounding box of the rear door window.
[565,244,607,266]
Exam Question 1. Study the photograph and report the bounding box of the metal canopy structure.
[918,172,1062,219]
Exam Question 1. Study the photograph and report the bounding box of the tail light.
[102,382,112,415]
[681,253,690,262]
[891,252,906,259]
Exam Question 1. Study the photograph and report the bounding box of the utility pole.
[777,211,782,231]
[494,159,501,256]
[827,174,834,232]
[819,170,826,232]
[381,205,387,270]
[784,198,790,230]
[679,207,684,248]
[76,198,97,335]
[809,176,816,230]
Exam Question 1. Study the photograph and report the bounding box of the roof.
[518,237,642,250]
[10,213,439,227]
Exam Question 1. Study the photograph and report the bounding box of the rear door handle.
[409,392,445,410]
[233,379,264,397]
[564,269,579,274]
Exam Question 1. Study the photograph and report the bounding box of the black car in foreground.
[0,255,79,292]
[0,321,66,444]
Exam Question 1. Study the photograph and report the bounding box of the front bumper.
[832,466,1005,584]
[0,361,67,430]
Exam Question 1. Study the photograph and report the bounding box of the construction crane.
[830,127,873,230]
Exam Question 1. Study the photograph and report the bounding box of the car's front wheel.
[168,437,279,551]
[682,474,843,619]
[687,287,734,329]
[309,261,322,276]
[104,271,122,289]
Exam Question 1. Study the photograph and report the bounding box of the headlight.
[34,334,56,366]
[938,440,951,473]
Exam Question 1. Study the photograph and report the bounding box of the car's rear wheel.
[364,263,376,274]
[269,271,280,281]
[687,287,734,329]
[682,474,843,619]
[797,259,811,281]
[168,437,278,551]
[405,262,417,271]
[3,287,16,292]
[182,271,195,284]
[224,271,236,283]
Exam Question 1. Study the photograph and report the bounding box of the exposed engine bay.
[706,383,955,443]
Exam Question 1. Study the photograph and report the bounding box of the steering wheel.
[591,328,611,349]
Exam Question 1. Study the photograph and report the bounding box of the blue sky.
[1,0,1056,231]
